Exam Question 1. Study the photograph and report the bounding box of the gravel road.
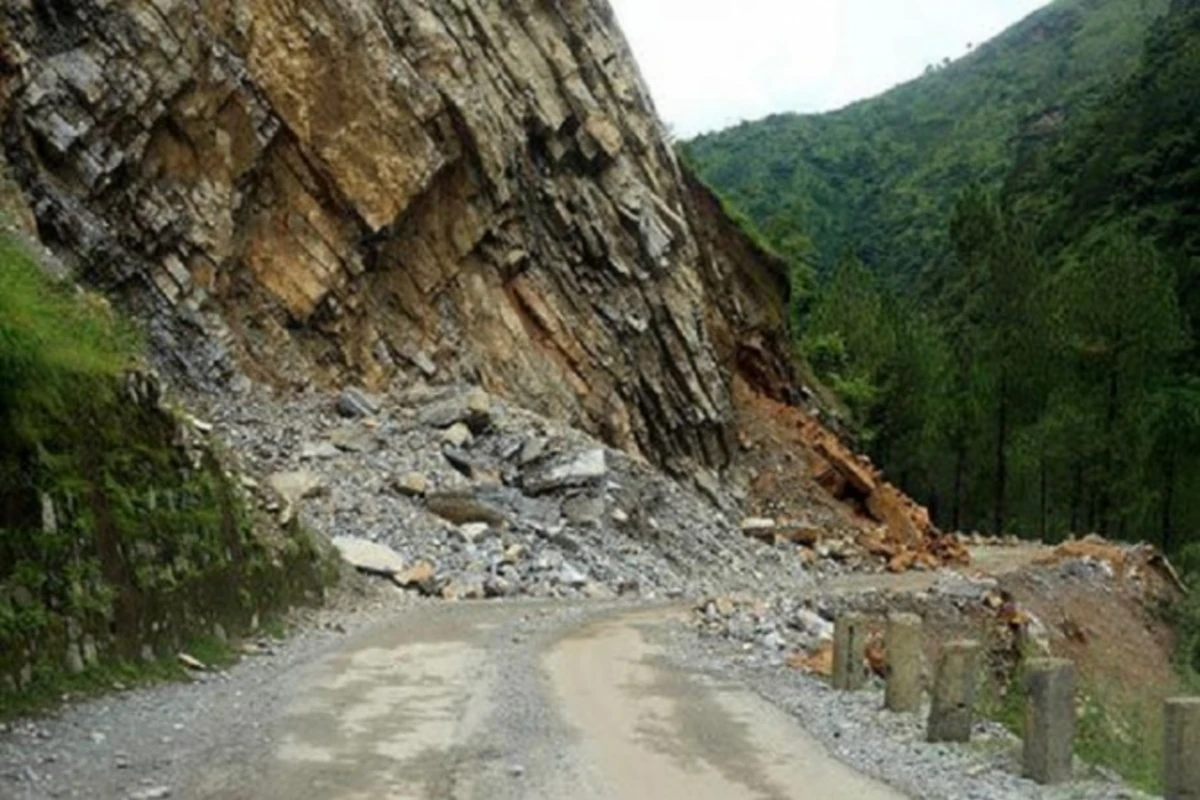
[1,565,1150,800]
[0,596,900,800]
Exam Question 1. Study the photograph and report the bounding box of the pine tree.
[1052,227,1189,535]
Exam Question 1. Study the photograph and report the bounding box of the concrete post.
[927,639,980,743]
[1023,658,1076,784]
[832,612,867,691]
[884,612,923,713]
[1165,697,1200,800]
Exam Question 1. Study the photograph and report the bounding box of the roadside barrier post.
[927,639,980,743]
[1023,659,1076,784]
[1165,697,1200,800]
[884,612,923,712]
[832,612,867,691]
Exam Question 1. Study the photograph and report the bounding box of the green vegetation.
[982,665,1171,793]
[1073,681,1166,793]
[0,236,137,444]
[686,0,1200,552]
[695,5,1200,783]
[685,0,1170,284]
[0,234,331,712]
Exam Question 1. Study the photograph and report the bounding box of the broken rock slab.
[774,521,821,546]
[396,560,436,591]
[268,470,327,504]
[268,470,327,522]
[464,388,493,433]
[522,448,607,494]
[562,495,605,526]
[518,437,547,466]
[418,388,493,432]
[330,425,373,453]
[337,388,382,419]
[442,422,473,448]
[426,490,512,526]
[455,522,492,544]
[300,441,340,460]
[393,472,428,497]
[740,517,777,540]
[332,537,406,580]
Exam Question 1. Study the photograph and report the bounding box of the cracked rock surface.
[1,0,794,474]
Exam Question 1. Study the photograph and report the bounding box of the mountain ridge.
[685,0,1170,283]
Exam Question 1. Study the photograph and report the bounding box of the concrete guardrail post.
[832,612,867,691]
[884,612,923,713]
[1023,658,1076,784]
[927,639,980,743]
[1165,697,1200,800]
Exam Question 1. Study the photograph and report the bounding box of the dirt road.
[198,602,900,800]
[108,604,892,796]
[547,610,902,800]
[3,548,1057,800]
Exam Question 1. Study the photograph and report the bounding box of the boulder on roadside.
[557,563,589,587]
[441,575,487,601]
[332,536,406,580]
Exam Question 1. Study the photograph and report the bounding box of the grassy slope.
[684,0,1170,282]
[0,235,332,714]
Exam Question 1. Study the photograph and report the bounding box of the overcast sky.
[609,0,1051,136]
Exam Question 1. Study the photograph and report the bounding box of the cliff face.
[0,0,792,474]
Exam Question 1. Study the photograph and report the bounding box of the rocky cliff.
[0,0,954,567]
[0,0,793,475]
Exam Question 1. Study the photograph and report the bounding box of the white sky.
[609,0,1051,136]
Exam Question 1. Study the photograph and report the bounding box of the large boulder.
[331,537,406,580]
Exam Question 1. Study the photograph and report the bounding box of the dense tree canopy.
[687,0,1200,559]
[685,0,1170,283]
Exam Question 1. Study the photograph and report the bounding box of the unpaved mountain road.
[1,599,901,800]
[191,602,901,800]
[3,547,1058,800]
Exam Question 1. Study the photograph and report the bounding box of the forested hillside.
[687,0,1200,565]
[684,0,1169,282]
